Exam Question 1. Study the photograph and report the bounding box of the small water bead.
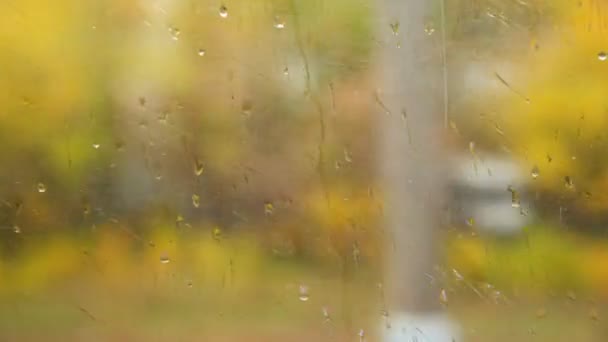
[531,165,539,179]
[424,21,435,35]
[219,5,228,18]
[465,217,475,227]
[344,149,353,163]
[192,194,200,208]
[264,202,274,215]
[194,160,204,176]
[198,49,206,57]
[599,51,607,61]
[390,21,400,35]
[273,16,286,29]
[212,226,222,241]
[564,176,575,189]
[37,182,47,193]
[358,329,365,342]
[241,100,253,117]
[507,185,520,208]
[298,285,310,302]
[169,27,180,41]
[322,306,331,322]
[160,254,171,264]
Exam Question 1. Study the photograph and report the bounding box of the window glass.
[0,1,605,341]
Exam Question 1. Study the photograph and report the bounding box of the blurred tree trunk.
[378,0,447,313]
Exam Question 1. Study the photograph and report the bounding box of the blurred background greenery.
[2,0,608,341]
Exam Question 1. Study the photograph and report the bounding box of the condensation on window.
[0,0,606,341]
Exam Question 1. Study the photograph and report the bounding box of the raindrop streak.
[219,5,228,18]
[37,182,47,193]
[298,285,310,302]
[495,72,531,103]
[160,254,170,264]
[599,51,607,61]
[531,165,540,179]
[192,194,200,208]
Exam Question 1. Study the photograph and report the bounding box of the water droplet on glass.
[358,329,365,342]
[598,51,607,61]
[273,16,285,29]
[212,226,222,241]
[567,291,577,301]
[37,182,47,193]
[465,217,475,227]
[187,281,193,288]
[194,159,204,176]
[115,141,125,151]
[439,288,448,306]
[390,21,400,35]
[241,100,253,117]
[531,165,540,179]
[322,306,332,322]
[298,285,310,302]
[92,143,100,149]
[264,202,275,215]
[452,269,464,281]
[13,225,21,234]
[344,149,353,163]
[283,67,289,76]
[507,185,520,208]
[219,5,228,18]
[198,49,206,56]
[192,194,200,208]
[564,176,574,189]
[169,27,180,41]
[160,254,171,264]
[424,21,435,35]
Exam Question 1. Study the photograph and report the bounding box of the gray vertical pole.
[378,0,460,340]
